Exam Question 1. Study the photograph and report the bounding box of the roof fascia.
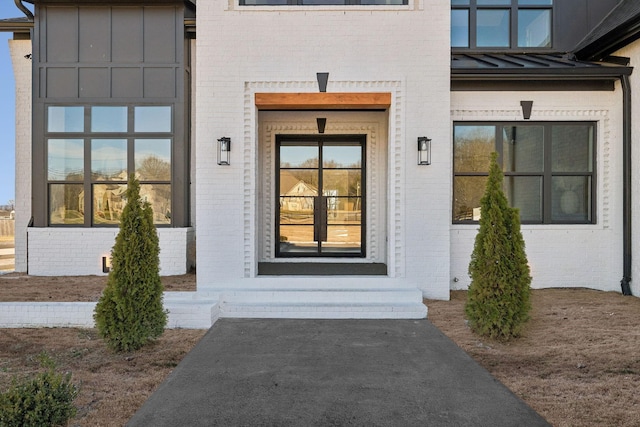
[0,20,33,33]
[451,66,633,80]
[451,80,615,91]
[575,20,640,61]
[32,0,183,3]
[451,62,632,91]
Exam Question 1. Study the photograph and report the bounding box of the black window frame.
[275,134,367,258]
[45,104,175,227]
[240,0,407,5]
[451,0,553,51]
[453,121,596,225]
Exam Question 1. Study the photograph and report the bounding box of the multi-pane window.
[47,105,173,226]
[453,122,595,224]
[452,0,552,49]
[240,0,405,5]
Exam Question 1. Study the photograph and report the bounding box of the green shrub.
[94,175,167,352]
[465,152,532,340]
[0,352,78,427]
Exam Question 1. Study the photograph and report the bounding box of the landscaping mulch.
[1,273,639,426]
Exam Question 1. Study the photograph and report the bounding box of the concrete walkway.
[128,319,550,426]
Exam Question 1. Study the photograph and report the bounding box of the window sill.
[451,222,601,231]
[233,4,411,11]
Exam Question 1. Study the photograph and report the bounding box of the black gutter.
[14,0,33,21]
[451,67,634,80]
[621,73,633,296]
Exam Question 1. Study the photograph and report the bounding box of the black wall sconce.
[217,137,231,165]
[418,137,432,165]
[102,256,111,273]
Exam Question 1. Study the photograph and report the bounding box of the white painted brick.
[27,227,193,276]
[194,1,451,298]
[10,1,636,306]
[9,40,32,273]
[451,91,623,293]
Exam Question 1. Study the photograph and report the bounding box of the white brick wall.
[195,1,451,299]
[9,40,32,273]
[27,227,194,276]
[450,91,624,292]
[12,1,632,300]
[0,297,217,329]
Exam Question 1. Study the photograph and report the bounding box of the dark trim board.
[451,80,615,91]
[258,262,387,276]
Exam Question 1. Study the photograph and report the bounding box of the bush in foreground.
[0,352,78,427]
[465,152,532,340]
[94,175,167,352]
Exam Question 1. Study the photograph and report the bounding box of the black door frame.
[275,134,366,258]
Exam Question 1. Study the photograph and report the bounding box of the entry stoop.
[198,278,428,320]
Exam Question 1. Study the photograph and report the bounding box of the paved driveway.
[128,319,550,426]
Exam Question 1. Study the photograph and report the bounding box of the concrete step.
[215,286,426,319]
[214,288,422,304]
[167,278,428,321]
[197,277,416,290]
[220,302,427,319]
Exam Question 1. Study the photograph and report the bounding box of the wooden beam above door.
[255,92,391,110]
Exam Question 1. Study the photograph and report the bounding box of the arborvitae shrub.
[0,352,78,427]
[94,175,167,352]
[465,152,532,340]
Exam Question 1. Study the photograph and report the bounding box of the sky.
[0,1,27,207]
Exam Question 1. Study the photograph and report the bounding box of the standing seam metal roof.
[452,53,632,79]
[573,0,640,60]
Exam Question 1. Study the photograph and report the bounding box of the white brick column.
[9,39,32,273]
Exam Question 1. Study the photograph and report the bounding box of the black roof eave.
[575,30,640,62]
[0,18,33,33]
[452,66,633,81]
[572,0,640,62]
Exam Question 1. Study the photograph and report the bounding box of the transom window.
[46,105,173,226]
[240,0,405,5]
[452,0,552,49]
[453,122,595,224]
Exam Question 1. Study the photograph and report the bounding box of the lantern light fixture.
[102,256,111,273]
[217,137,231,165]
[418,136,432,165]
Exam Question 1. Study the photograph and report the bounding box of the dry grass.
[426,289,640,427]
[1,273,639,426]
[0,328,205,426]
[0,273,202,426]
[0,273,195,302]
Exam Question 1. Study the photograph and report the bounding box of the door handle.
[313,196,320,242]
[321,196,328,242]
[313,196,328,242]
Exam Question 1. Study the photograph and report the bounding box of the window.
[240,0,405,5]
[453,122,595,224]
[47,105,173,226]
[451,0,552,49]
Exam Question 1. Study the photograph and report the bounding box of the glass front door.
[276,135,365,257]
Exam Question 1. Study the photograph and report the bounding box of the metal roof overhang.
[451,54,632,91]
[0,18,33,34]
